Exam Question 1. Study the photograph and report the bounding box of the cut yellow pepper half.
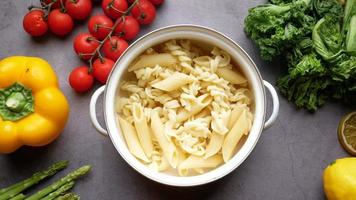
[0,56,69,153]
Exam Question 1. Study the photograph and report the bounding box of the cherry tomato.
[148,0,164,6]
[92,58,115,84]
[88,15,114,40]
[44,0,67,9]
[131,0,156,25]
[102,36,129,61]
[48,9,74,36]
[69,66,94,93]
[114,16,140,41]
[23,10,48,37]
[65,0,92,20]
[102,0,128,19]
[73,33,100,60]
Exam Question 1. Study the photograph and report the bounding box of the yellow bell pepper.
[0,56,69,153]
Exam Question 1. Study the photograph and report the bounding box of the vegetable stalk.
[25,166,91,200]
[40,182,75,200]
[55,193,80,200]
[9,194,26,200]
[0,161,69,200]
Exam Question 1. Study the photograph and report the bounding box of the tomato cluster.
[23,0,93,37]
[69,0,163,93]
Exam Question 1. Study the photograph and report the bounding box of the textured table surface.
[0,1,354,199]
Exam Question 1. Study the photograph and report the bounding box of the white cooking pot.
[90,25,279,186]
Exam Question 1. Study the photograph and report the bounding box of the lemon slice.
[338,112,356,156]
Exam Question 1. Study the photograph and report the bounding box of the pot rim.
[103,24,267,186]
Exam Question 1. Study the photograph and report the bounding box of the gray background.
[0,0,354,199]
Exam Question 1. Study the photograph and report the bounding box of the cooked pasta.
[116,39,254,176]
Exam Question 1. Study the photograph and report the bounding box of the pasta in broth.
[116,39,254,176]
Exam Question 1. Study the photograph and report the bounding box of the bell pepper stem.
[0,82,34,121]
[5,92,26,112]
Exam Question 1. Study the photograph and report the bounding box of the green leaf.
[244,0,315,61]
[312,16,343,61]
[277,75,330,112]
[289,53,326,78]
[331,56,356,81]
[345,16,356,54]
[313,0,343,18]
[342,0,356,34]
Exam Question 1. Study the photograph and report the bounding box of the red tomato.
[127,0,135,3]
[23,10,48,37]
[69,66,94,93]
[48,9,74,36]
[88,15,114,40]
[65,0,92,20]
[114,16,140,40]
[102,36,129,61]
[73,33,100,60]
[102,0,128,19]
[44,0,67,9]
[131,0,156,25]
[92,58,115,84]
[148,0,164,6]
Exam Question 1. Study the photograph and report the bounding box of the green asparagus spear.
[40,182,75,200]
[0,161,69,200]
[0,183,22,195]
[25,166,91,200]
[55,193,79,200]
[10,193,26,200]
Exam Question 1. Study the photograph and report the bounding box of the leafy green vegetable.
[313,0,344,18]
[289,53,326,78]
[342,0,356,33]
[331,56,356,81]
[345,16,356,54]
[286,38,313,67]
[245,0,356,111]
[269,0,295,4]
[244,0,315,61]
[312,16,343,61]
[277,75,330,111]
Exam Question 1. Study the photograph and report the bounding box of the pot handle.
[263,80,279,130]
[90,85,108,136]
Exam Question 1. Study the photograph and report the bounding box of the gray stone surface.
[0,0,354,199]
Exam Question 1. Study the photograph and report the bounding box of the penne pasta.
[206,109,230,158]
[178,155,223,176]
[151,72,195,92]
[132,103,154,158]
[216,67,247,85]
[150,110,179,168]
[176,145,188,166]
[128,53,178,72]
[118,116,150,163]
[204,133,225,159]
[148,153,170,172]
[228,105,245,129]
[222,110,249,162]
